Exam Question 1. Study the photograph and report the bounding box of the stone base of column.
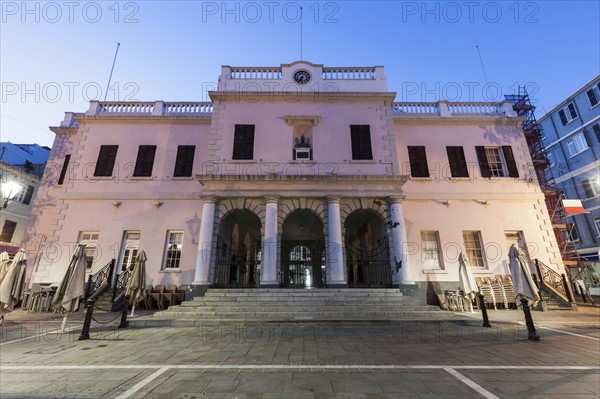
[397,284,420,297]
[259,283,280,288]
[185,284,210,300]
[327,283,348,288]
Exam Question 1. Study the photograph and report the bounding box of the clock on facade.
[293,70,311,84]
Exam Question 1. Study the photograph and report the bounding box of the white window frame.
[78,231,99,269]
[462,231,486,268]
[593,217,600,237]
[566,223,579,243]
[581,177,600,199]
[420,231,443,269]
[587,86,600,108]
[163,230,184,269]
[484,147,507,177]
[566,132,589,157]
[558,102,578,125]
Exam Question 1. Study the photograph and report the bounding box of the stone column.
[389,196,415,285]
[261,196,279,287]
[190,196,217,296]
[327,196,347,287]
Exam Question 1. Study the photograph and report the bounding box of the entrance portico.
[190,174,409,295]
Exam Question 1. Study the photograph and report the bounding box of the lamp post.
[1,181,24,209]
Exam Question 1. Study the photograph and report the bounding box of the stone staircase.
[538,286,577,311]
[130,288,452,326]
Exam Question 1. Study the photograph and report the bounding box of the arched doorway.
[214,210,261,288]
[345,210,391,287]
[281,210,325,288]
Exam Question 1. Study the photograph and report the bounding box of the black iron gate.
[346,236,392,288]
[214,237,261,288]
[280,238,326,288]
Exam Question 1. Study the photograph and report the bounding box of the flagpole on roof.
[300,7,303,61]
[104,42,121,102]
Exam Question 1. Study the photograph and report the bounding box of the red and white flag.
[562,199,586,214]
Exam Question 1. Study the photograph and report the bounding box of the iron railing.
[213,237,261,288]
[346,237,392,288]
[279,238,326,288]
[534,259,572,303]
[111,269,132,303]
[84,259,115,301]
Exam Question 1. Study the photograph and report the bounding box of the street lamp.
[1,181,24,209]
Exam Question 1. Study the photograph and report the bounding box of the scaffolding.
[507,87,595,304]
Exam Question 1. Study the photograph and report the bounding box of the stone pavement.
[0,306,598,398]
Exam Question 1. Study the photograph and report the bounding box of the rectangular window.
[475,146,519,178]
[593,217,600,237]
[407,146,429,177]
[14,185,34,205]
[567,223,579,242]
[446,146,469,178]
[582,178,600,198]
[350,125,373,160]
[593,123,600,143]
[558,102,578,125]
[462,231,485,268]
[173,145,196,177]
[566,132,588,157]
[93,145,118,177]
[0,220,17,242]
[78,231,100,269]
[133,145,156,177]
[421,231,443,269]
[164,231,183,269]
[58,154,71,185]
[587,88,599,107]
[232,124,255,160]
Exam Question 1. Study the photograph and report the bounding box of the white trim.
[545,114,600,149]
[553,159,600,184]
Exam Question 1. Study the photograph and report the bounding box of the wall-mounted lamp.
[442,201,452,207]
[154,201,164,208]
[480,200,489,206]
[113,201,122,208]
[1,181,24,209]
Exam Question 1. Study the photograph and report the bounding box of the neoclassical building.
[24,61,565,303]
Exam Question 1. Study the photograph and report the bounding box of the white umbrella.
[0,251,10,284]
[508,244,540,307]
[458,252,478,312]
[52,243,87,331]
[125,250,146,317]
[0,249,27,324]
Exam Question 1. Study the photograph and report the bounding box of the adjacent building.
[24,61,566,305]
[539,76,600,292]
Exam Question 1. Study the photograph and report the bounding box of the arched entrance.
[345,210,392,287]
[281,210,325,288]
[214,210,261,288]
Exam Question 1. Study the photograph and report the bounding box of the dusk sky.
[1,1,599,147]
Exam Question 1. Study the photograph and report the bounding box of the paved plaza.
[0,307,599,398]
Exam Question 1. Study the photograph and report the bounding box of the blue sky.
[1,1,599,147]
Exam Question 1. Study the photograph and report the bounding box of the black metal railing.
[84,259,115,301]
[213,237,261,288]
[112,268,132,303]
[534,259,571,303]
[346,237,392,288]
[279,239,326,288]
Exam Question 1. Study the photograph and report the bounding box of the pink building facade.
[24,61,564,303]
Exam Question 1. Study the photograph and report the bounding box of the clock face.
[294,70,311,84]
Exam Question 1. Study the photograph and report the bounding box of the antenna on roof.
[104,43,121,101]
[475,45,489,83]
[300,7,303,60]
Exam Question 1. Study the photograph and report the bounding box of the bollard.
[520,298,540,341]
[78,299,95,341]
[478,290,491,328]
[118,295,130,329]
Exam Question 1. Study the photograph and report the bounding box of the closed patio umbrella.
[508,244,540,340]
[0,249,27,324]
[125,250,147,317]
[52,243,86,332]
[0,251,10,283]
[458,252,478,312]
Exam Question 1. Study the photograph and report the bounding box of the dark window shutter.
[558,110,568,125]
[502,146,519,178]
[173,145,196,177]
[475,146,491,178]
[0,220,17,242]
[350,125,373,160]
[568,103,578,119]
[407,146,429,178]
[93,145,118,177]
[133,145,157,177]
[593,124,600,143]
[587,89,599,107]
[22,185,34,205]
[446,146,469,177]
[58,154,71,185]
[233,125,255,160]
